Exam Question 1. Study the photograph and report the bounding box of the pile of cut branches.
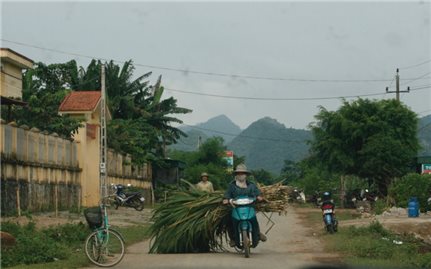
[148,182,291,253]
[257,183,294,214]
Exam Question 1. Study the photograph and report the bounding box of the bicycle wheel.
[85,229,125,267]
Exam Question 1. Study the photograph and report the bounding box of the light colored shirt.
[196,181,214,192]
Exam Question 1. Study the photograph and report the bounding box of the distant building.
[417,156,431,174]
[0,48,34,119]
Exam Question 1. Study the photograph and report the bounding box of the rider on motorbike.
[223,164,267,248]
[320,191,338,229]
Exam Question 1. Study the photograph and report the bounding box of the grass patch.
[324,221,431,268]
[2,221,150,269]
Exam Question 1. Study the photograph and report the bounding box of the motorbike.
[230,196,257,258]
[111,184,145,211]
[289,189,306,203]
[321,202,338,234]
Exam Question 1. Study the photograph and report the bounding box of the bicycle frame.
[95,205,110,244]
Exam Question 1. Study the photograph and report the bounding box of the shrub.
[388,173,431,212]
[373,199,388,215]
[1,221,87,268]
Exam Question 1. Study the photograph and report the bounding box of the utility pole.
[100,64,108,200]
[197,136,202,150]
[386,68,410,101]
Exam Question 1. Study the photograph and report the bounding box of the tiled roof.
[59,91,101,112]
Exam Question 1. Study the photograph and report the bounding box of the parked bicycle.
[84,198,125,267]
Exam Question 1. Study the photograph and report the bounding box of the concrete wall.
[0,121,81,216]
[0,119,152,216]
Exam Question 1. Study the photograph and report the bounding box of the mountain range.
[172,114,431,175]
[173,115,311,174]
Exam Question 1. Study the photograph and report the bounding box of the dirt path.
[82,205,338,269]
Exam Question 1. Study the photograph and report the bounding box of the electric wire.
[165,85,430,101]
[400,59,431,70]
[2,38,430,83]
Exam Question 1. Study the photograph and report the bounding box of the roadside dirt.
[1,207,153,229]
[340,212,431,244]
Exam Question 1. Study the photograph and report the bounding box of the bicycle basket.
[84,206,103,229]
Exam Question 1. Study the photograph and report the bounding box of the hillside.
[418,114,431,156]
[170,129,208,152]
[179,114,241,143]
[171,115,242,151]
[227,117,312,174]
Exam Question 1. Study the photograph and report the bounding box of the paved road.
[83,206,337,269]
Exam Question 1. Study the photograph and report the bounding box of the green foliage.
[4,61,84,137]
[250,168,277,186]
[280,159,303,183]
[149,190,229,253]
[373,199,389,215]
[1,222,71,267]
[327,221,431,268]
[169,137,231,190]
[388,173,431,212]
[289,159,339,196]
[310,99,420,195]
[4,58,191,163]
[41,222,88,247]
[0,221,150,268]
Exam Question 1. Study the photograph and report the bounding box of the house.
[0,48,34,120]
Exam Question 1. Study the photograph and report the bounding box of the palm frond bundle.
[149,182,292,253]
[149,190,229,253]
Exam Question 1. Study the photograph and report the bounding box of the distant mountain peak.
[251,117,285,129]
[197,114,241,129]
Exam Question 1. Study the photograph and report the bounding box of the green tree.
[169,137,230,189]
[309,98,419,195]
[3,61,83,137]
[388,173,431,212]
[280,159,303,184]
[250,169,276,186]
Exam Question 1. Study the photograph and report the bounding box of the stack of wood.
[257,183,294,214]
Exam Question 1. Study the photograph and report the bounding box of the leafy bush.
[372,199,389,215]
[42,222,88,247]
[388,173,431,212]
[1,221,87,268]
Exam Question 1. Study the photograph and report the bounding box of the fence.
[1,121,81,216]
[1,120,153,216]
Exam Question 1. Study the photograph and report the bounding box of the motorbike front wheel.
[242,230,250,258]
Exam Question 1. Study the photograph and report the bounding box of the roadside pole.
[100,64,108,200]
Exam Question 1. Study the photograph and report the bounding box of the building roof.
[59,91,101,112]
[0,48,34,68]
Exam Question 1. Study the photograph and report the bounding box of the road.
[83,206,339,269]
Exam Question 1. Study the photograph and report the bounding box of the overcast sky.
[2,1,430,130]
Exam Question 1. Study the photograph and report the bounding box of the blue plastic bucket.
[407,197,419,217]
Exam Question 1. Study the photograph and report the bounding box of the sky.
[1,1,430,130]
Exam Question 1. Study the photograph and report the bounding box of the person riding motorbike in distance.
[320,191,338,229]
[223,164,267,248]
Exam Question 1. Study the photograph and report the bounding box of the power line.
[3,38,429,83]
[400,59,431,70]
[400,71,431,86]
[165,85,430,101]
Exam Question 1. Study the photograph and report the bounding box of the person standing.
[196,172,214,192]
